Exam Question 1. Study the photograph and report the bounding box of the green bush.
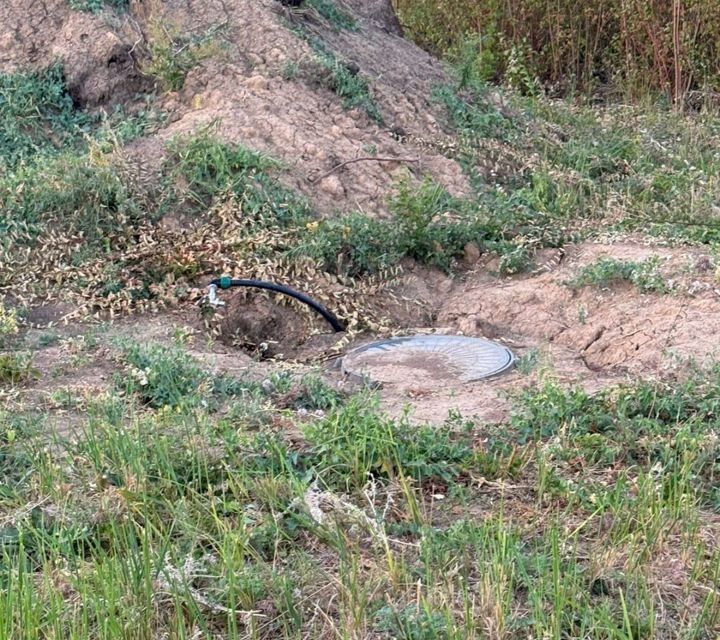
[118,342,208,408]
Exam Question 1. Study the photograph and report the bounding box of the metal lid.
[341,334,515,385]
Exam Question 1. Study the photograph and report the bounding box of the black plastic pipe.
[209,277,345,332]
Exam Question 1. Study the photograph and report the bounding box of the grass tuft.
[307,0,357,31]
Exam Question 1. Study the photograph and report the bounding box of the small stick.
[309,156,419,183]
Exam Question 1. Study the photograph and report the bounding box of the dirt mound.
[0,0,150,107]
[127,0,468,216]
[346,241,720,424]
[3,0,468,213]
[440,241,720,375]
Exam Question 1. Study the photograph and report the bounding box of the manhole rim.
[341,334,516,383]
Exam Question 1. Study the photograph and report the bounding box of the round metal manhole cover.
[341,335,515,385]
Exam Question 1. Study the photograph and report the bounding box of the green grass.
[307,0,358,31]
[0,336,718,637]
[67,0,128,12]
[0,65,91,171]
[310,40,383,124]
[143,21,226,92]
[432,75,720,254]
[567,256,670,293]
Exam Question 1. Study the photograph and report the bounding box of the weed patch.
[508,370,720,506]
[0,303,18,347]
[0,65,90,170]
[304,395,478,490]
[0,353,39,385]
[310,40,382,124]
[1,353,719,637]
[163,129,310,225]
[307,0,357,31]
[142,21,226,91]
[295,177,546,276]
[117,340,262,410]
[567,256,669,293]
[67,0,128,12]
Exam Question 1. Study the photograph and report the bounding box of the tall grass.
[1,338,719,637]
[394,0,720,106]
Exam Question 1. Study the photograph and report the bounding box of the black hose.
[209,277,345,333]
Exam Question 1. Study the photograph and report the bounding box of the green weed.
[117,341,208,408]
[0,65,90,170]
[0,353,39,385]
[117,340,268,411]
[311,41,383,123]
[307,0,357,31]
[304,395,477,490]
[295,373,343,410]
[143,21,226,91]
[164,129,311,226]
[67,0,128,12]
[2,146,141,247]
[433,84,515,145]
[37,331,60,348]
[0,303,18,347]
[568,256,670,293]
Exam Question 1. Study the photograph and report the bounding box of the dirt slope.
[1,0,467,216]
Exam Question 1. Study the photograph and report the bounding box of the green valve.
[219,276,232,289]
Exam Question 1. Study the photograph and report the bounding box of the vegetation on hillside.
[4,60,720,320]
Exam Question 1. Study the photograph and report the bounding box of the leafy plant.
[0,302,18,347]
[567,256,669,293]
[396,0,720,106]
[304,396,476,490]
[375,604,448,640]
[118,341,208,408]
[0,65,90,170]
[295,373,344,410]
[164,129,311,225]
[142,21,225,91]
[311,41,383,123]
[307,0,357,31]
[0,353,39,385]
